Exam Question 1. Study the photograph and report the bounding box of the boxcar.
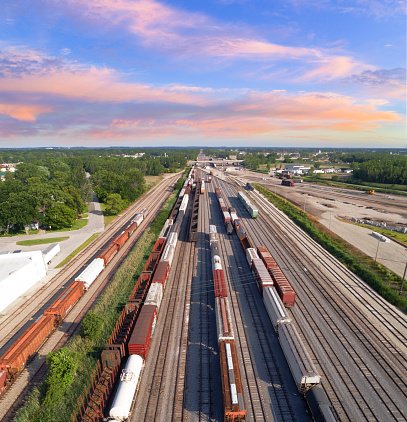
[44,281,84,324]
[113,230,129,248]
[215,297,234,342]
[251,258,273,292]
[127,305,157,360]
[213,269,228,298]
[75,258,105,290]
[263,286,291,332]
[152,261,170,286]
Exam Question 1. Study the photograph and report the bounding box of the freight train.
[106,180,190,421]
[215,188,233,235]
[209,225,246,421]
[238,191,258,218]
[0,208,149,393]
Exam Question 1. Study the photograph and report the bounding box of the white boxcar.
[179,188,186,198]
[179,194,189,215]
[42,243,60,266]
[75,258,105,290]
[263,286,291,332]
[215,296,234,342]
[278,322,320,392]
[209,225,217,234]
[245,248,259,266]
[109,355,143,421]
[144,282,163,310]
[167,231,178,248]
[209,232,217,244]
[161,244,175,267]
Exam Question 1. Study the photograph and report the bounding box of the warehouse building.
[0,244,60,313]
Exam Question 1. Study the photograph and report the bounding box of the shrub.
[81,311,104,340]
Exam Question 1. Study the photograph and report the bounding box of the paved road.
[0,193,105,269]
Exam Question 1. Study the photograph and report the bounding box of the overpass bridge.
[187,159,244,167]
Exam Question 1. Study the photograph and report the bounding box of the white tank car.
[75,258,105,290]
[109,355,143,421]
[212,255,222,271]
[278,322,321,392]
[263,286,291,332]
[132,213,143,226]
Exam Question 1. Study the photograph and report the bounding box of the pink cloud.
[0,104,52,121]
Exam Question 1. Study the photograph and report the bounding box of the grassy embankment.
[55,233,101,268]
[254,184,407,312]
[16,237,69,246]
[14,173,185,422]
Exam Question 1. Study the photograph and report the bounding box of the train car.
[161,244,175,267]
[219,341,246,421]
[178,194,189,219]
[127,304,157,360]
[151,261,170,286]
[251,258,273,292]
[215,297,234,342]
[140,208,149,217]
[97,243,119,265]
[225,221,234,235]
[263,286,291,332]
[0,315,54,381]
[234,219,246,240]
[213,268,228,298]
[201,185,205,195]
[113,230,129,248]
[248,203,258,218]
[215,188,221,196]
[0,370,6,392]
[278,322,321,392]
[246,183,254,191]
[238,191,250,207]
[109,355,143,421]
[209,225,217,234]
[132,213,144,227]
[209,176,212,183]
[245,248,259,266]
[44,281,84,325]
[210,241,220,258]
[281,179,295,187]
[257,246,295,307]
[229,208,238,223]
[75,258,105,290]
[144,282,163,311]
[305,386,337,422]
[124,220,138,236]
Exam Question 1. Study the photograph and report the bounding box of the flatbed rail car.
[189,186,200,242]
[219,341,246,421]
[281,179,295,186]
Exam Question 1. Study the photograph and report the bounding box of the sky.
[0,0,406,148]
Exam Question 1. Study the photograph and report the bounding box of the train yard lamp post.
[400,262,407,295]
[303,197,307,213]
[374,239,381,262]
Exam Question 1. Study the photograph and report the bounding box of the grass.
[145,175,163,189]
[55,233,100,268]
[254,183,407,311]
[45,218,89,233]
[14,176,184,422]
[16,237,69,246]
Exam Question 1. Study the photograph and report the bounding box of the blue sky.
[0,0,405,147]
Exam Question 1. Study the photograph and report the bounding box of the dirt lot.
[220,168,407,278]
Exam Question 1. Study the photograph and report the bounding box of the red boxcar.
[219,340,246,421]
[97,243,119,265]
[0,315,54,380]
[127,304,157,360]
[0,370,6,391]
[213,269,228,298]
[113,230,129,248]
[268,267,296,307]
[215,188,221,195]
[257,246,277,269]
[152,261,170,286]
[251,258,273,292]
[44,281,84,324]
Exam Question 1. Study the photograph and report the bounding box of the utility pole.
[400,262,407,295]
[374,239,380,262]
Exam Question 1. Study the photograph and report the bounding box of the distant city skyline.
[0,0,405,148]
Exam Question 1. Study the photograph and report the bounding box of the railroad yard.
[1,167,407,422]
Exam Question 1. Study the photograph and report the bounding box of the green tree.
[41,204,76,230]
[43,348,78,407]
[104,193,126,215]
[81,312,104,340]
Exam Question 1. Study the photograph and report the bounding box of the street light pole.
[374,239,380,262]
[400,262,407,295]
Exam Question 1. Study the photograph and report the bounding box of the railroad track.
[0,175,181,422]
[0,174,180,352]
[131,195,194,422]
[225,177,407,421]
[214,178,306,421]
